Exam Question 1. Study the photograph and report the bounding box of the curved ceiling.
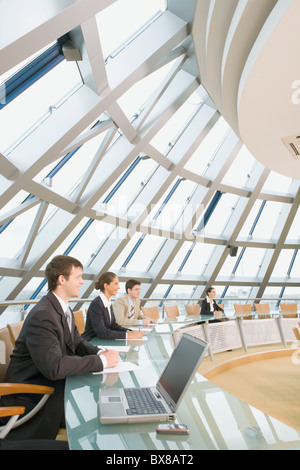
[192,0,300,179]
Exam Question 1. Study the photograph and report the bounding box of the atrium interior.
[1,0,300,326]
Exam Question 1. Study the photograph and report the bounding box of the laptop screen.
[157,334,208,408]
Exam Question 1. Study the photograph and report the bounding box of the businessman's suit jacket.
[5,291,103,386]
[2,291,103,439]
[82,296,128,341]
[113,293,144,327]
[200,298,224,316]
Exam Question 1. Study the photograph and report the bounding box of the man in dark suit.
[1,255,119,440]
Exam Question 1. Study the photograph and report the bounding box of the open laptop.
[98,333,208,424]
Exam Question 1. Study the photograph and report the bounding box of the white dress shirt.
[99,291,112,322]
[206,296,214,312]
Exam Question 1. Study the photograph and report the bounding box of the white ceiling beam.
[0,153,21,180]
[18,201,49,269]
[0,0,117,75]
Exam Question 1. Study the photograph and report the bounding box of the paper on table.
[129,327,153,332]
[98,345,130,352]
[154,324,171,333]
[116,336,148,341]
[93,361,140,375]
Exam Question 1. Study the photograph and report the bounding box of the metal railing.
[0,297,299,311]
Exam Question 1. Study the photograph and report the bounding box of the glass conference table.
[65,321,300,451]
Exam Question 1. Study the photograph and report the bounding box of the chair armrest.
[0,406,25,418]
[0,383,54,396]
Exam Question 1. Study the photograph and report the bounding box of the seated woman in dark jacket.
[83,272,144,341]
[200,287,224,316]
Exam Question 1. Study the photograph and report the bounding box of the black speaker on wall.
[229,245,238,257]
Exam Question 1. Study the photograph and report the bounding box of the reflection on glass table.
[65,332,300,450]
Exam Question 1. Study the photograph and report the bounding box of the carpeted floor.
[198,343,300,431]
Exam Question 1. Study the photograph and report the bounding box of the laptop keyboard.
[124,387,167,415]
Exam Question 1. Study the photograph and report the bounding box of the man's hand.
[101,349,120,368]
[127,330,144,339]
[143,317,157,326]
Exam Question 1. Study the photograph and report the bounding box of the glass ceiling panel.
[143,178,198,231]
[249,201,285,239]
[96,0,166,60]
[288,251,300,279]
[221,146,256,188]
[0,60,82,154]
[41,217,95,269]
[33,130,110,196]
[184,117,230,176]
[262,171,293,194]
[0,204,40,259]
[0,190,31,218]
[218,247,244,277]
[203,193,240,235]
[0,42,57,84]
[238,199,264,238]
[232,247,269,278]
[271,250,294,278]
[282,287,300,300]
[98,157,158,214]
[117,60,175,121]
[149,90,203,155]
[166,242,215,275]
[286,206,300,239]
[120,234,167,272]
[110,232,143,270]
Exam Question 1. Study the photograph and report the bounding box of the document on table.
[93,361,140,375]
[98,345,130,352]
[154,324,171,333]
[128,327,153,332]
[116,336,148,341]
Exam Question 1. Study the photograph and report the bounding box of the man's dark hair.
[45,255,83,291]
[125,279,141,293]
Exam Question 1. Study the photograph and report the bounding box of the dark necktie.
[128,305,134,318]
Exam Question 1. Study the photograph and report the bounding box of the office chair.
[0,326,54,439]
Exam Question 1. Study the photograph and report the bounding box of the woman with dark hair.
[200,287,224,316]
[82,272,144,341]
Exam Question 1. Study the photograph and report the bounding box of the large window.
[0,0,299,321]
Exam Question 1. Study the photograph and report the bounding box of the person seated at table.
[200,287,224,316]
[113,279,157,328]
[1,255,119,441]
[82,272,144,341]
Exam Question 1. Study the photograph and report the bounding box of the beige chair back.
[0,327,13,382]
[163,305,179,318]
[141,306,160,320]
[233,304,252,314]
[280,303,298,317]
[184,304,200,315]
[293,326,300,341]
[233,303,252,319]
[254,303,270,314]
[73,310,85,335]
[254,303,271,319]
[7,321,24,347]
